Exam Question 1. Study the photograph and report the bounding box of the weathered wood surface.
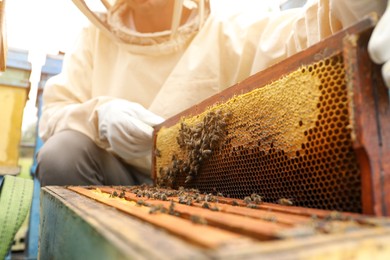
[72,186,390,236]
[68,186,250,248]
[40,186,390,259]
[343,29,390,217]
[81,186,368,237]
[39,186,215,259]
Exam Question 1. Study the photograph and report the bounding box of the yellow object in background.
[0,85,29,174]
[0,49,31,175]
[0,0,7,71]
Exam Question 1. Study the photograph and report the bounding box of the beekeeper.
[37,0,389,186]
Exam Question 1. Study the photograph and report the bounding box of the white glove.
[368,0,390,88]
[97,99,164,159]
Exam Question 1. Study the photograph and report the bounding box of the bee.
[243,196,252,204]
[180,122,186,130]
[160,194,168,201]
[110,191,118,198]
[202,202,210,209]
[251,194,263,204]
[182,163,190,173]
[154,148,161,157]
[201,134,210,144]
[313,220,332,233]
[325,211,344,221]
[152,192,160,199]
[195,196,202,203]
[179,195,187,204]
[232,200,239,206]
[136,200,144,206]
[166,191,175,197]
[119,190,126,198]
[201,149,212,158]
[194,140,201,150]
[210,206,219,211]
[185,175,193,184]
[149,205,160,214]
[168,200,175,215]
[247,203,258,209]
[277,198,294,206]
[263,215,277,222]
[205,193,214,202]
[190,215,208,225]
[253,197,262,204]
[193,164,200,173]
[210,135,220,143]
[172,160,178,169]
[159,207,168,214]
[176,136,184,147]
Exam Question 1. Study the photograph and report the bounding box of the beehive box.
[40,186,390,259]
[0,49,31,175]
[152,14,390,216]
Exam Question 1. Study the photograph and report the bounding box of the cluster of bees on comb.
[157,109,232,187]
[110,185,292,212]
[116,185,268,215]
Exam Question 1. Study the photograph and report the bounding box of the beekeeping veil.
[71,0,209,52]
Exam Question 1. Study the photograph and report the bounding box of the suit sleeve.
[39,25,114,148]
[250,0,386,75]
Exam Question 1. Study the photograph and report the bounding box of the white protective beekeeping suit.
[39,0,386,175]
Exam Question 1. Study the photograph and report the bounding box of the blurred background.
[7,0,90,132]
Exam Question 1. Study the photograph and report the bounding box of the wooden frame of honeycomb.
[152,14,390,216]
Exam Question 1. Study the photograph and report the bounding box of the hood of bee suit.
[72,0,210,55]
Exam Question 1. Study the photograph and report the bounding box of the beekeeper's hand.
[368,0,390,88]
[97,99,164,159]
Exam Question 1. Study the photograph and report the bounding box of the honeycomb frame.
[153,16,390,215]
